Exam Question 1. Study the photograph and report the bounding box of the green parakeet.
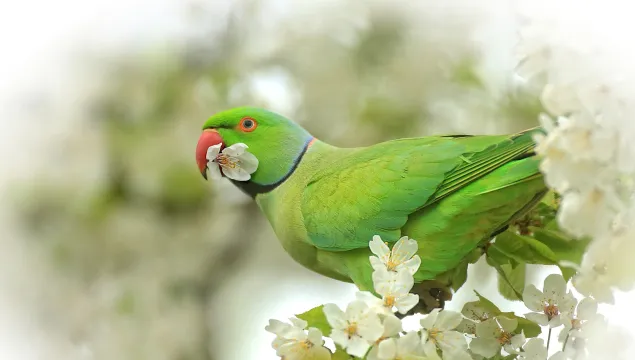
[195,107,547,312]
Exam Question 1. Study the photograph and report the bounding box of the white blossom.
[420,309,471,360]
[517,337,569,360]
[368,332,426,360]
[265,318,331,360]
[523,274,576,327]
[558,297,601,343]
[455,303,491,335]
[369,235,421,275]
[372,268,419,315]
[355,291,394,316]
[323,300,383,357]
[572,224,635,302]
[206,143,259,181]
[469,317,525,358]
[518,0,635,304]
[366,315,407,360]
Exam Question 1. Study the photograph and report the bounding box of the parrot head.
[196,107,313,192]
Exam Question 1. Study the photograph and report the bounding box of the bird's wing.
[300,129,540,251]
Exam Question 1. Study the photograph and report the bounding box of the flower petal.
[346,300,370,322]
[441,348,472,360]
[382,315,403,338]
[394,269,415,295]
[222,143,248,157]
[271,336,290,355]
[307,327,324,346]
[377,338,397,359]
[559,292,578,315]
[543,273,567,300]
[323,304,347,329]
[207,162,223,180]
[461,302,489,322]
[278,341,299,356]
[470,337,501,358]
[289,317,308,329]
[434,310,463,331]
[399,331,422,354]
[358,313,384,342]
[373,268,398,296]
[206,144,222,160]
[523,285,545,312]
[525,312,549,326]
[370,235,391,260]
[265,319,290,336]
[346,336,371,358]
[370,256,388,272]
[400,255,422,275]
[547,315,563,328]
[221,165,251,181]
[237,151,259,174]
[422,339,442,360]
[455,319,476,335]
[309,345,333,360]
[330,329,349,348]
[577,297,598,320]
[366,346,381,360]
[391,236,418,264]
[475,319,499,339]
[420,309,440,330]
[510,332,526,349]
[437,330,468,353]
[497,316,518,333]
[395,294,419,315]
[522,338,548,359]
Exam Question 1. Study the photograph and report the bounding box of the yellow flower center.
[216,154,238,168]
[571,318,582,330]
[346,323,358,339]
[544,303,559,320]
[497,330,513,345]
[428,329,441,343]
[386,259,398,271]
[297,340,313,351]
[384,295,396,308]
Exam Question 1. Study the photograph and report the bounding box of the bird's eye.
[239,117,257,132]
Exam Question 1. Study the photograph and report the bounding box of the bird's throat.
[230,137,316,198]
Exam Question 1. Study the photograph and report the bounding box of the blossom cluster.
[516,0,635,303]
[266,237,605,360]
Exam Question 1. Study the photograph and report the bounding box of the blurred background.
[0,0,592,359]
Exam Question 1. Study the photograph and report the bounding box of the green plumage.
[200,107,547,306]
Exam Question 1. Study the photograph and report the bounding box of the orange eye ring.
[239,117,257,132]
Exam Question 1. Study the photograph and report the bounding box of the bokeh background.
[2,1,630,359]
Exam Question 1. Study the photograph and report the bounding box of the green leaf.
[296,305,332,336]
[451,259,470,292]
[332,347,353,360]
[473,291,503,314]
[469,292,541,338]
[532,228,591,281]
[485,252,523,300]
[520,236,558,263]
[492,232,556,265]
[514,317,542,338]
[497,262,526,301]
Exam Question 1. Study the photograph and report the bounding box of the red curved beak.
[196,129,225,180]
